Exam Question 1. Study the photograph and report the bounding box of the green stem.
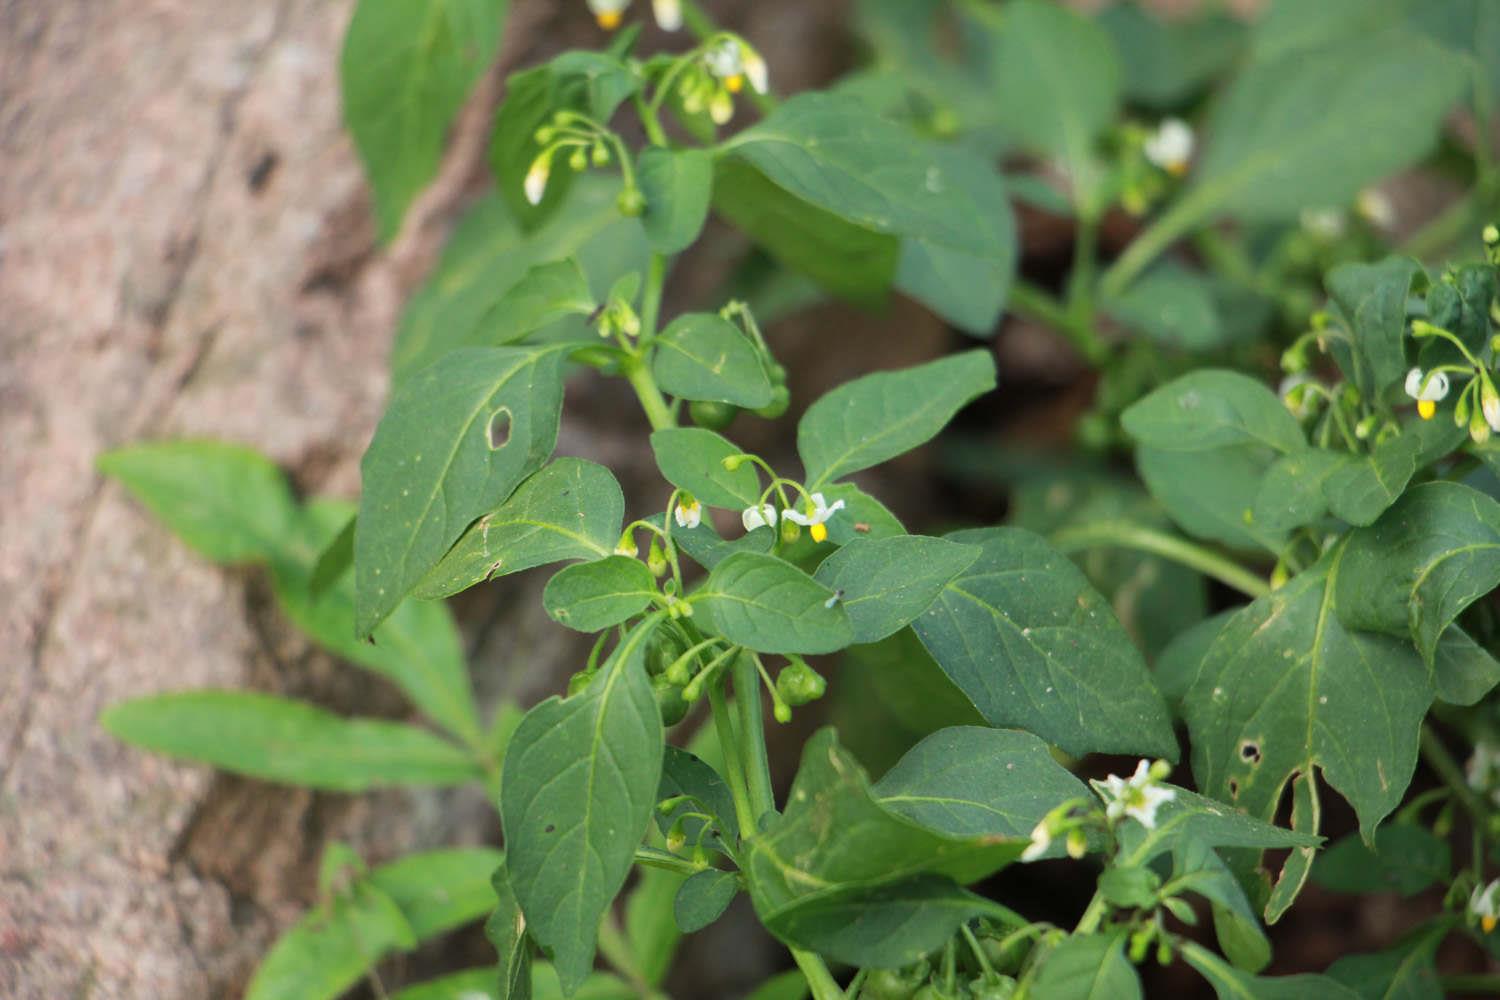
[1420,724,1489,825]
[792,948,847,1000]
[641,252,666,343]
[625,360,674,431]
[707,673,758,840]
[1100,188,1212,299]
[1072,892,1109,935]
[1009,280,1107,365]
[634,846,706,876]
[1066,216,1099,329]
[734,652,775,825]
[1050,521,1271,599]
[1444,975,1500,996]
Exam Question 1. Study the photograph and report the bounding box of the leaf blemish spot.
[544,823,556,834]
[1239,740,1261,765]
[488,406,513,450]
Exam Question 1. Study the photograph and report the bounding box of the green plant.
[99,1,1500,997]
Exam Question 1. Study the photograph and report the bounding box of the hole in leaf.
[1240,741,1262,765]
[488,407,513,450]
[1227,778,1240,798]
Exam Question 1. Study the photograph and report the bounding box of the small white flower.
[1143,118,1194,176]
[708,87,734,125]
[1482,378,1500,433]
[1405,367,1450,420]
[742,49,769,94]
[586,0,629,29]
[1020,819,1052,862]
[1100,760,1176,830]
[1357,188,1396,230]
[704,39,743,82]
[781,492,846,543]
[1471,879,1500,933]
[673,497,702,530]
[1468,742,1500,806]
[742,503,777,532]
[1301,207,1347,241]
[651,0,682,30]
[523,153,551,206]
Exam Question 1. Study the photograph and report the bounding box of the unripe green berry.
[568,148,588,172]
[653,673,689,726]
[617,187,646,217]
[776,661,826,706]
[754,384,790,419]
[690,399,739,431]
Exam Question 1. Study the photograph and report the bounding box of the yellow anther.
[1418,399,1437,420]
[596,10,623,29]
[1485,915,1498,933]
[810,522,828,543]
[726,73,745,93]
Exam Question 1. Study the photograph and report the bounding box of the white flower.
[1482,378,1500,433]
[1357,188,1396,230]
[741,503,777,532]
[1020,819,1052,862]
[1405,367,1450,420]
[1143,118,1194,176]
[704,39,743,83]
[1471,879,1500,933]
[782,492,846,543]
[1100,760,1176,830]
[585,0,629,29]
[1468,742,1500,806]
[651,0,682,30]
[708,88,734,125]
[742,49,769,94]
[523,153,550,205]
[673,497,702,530]
[1301,207,1347,241]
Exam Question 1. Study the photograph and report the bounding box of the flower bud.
[776,660,826,706]
[721,453,750,471]
[780,518,801,544]
[591,141,611,167]
[617,186,646,217]
[647,540,669,578]
[568,147,589,172]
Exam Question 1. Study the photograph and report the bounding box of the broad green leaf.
[798,350,996,488]
[1337,482,1500,662]
[356,344,571,636]
[1413,0,1500,110]
[543,555,658,632]
[638,147,713,254]
[673,868,738,934]
[275,501,481,744]
[669,512,776,571]
[1431,628,1500,706]
[500,618,664,995]
[693,552,853,655]
[987,0,1120,216]
[1183,30,1465,224]
[415,458,623,600]
[1121,370,1305,454]
[1110,785,1316,861]
[98,441,298,565]
[1326,257,1420,401]
[102,691,482,790]
[248,848,503,1000]
[657,745,736,854]
[718,94,1016,334]
[1106,263,1226,352]
[911,527,1176,759]
[650,428,762,509]
[340,0,507,241]
[1138,444,1287,553]
[1312,824,1450,897]
[1183,941,1361,1000]
[530,965,637,1000]
[813,536,978,643]
[484,862,531,1000]
[744,730,1024,964]
[391,969,500,1000]
[1155,610,1238,709]
[1167,839,1271,973]
[476,260,596,346]
[1327,925,1447,1000]
[1251,449,1342,534]
[490,51,638,226]
[1182,544,1435,843]
[391,186,648,383]
[873,726,1090,841]
[1098,3,1245,109]
[310,514,356,597]
[744,971,811,1000]
[652,313,773,408]
[623,866,685,987]
[1032,933,1142,1000]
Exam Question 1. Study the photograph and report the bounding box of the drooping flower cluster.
[585,0,681,31]
[1100,760,1176,830]
[741,492,844,543]
[680,37,769,125]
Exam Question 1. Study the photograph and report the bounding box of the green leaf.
[744,730,1024,965]
[1106,263,1226,352]
[987,0,1120,216]
[1336,482,1500,662]
[415,458,623,601]
[102,691,482,790]
[391,969,500,1000]
[1167,839,1271,973]
[529,966,638,1000]
[490,51,638,227]
[310,513,357,597]
[1032,933,1142,1000]
[1098,3,1245,109]
[798,350,996,488]
[500,618,664,995]
[1155,610,1239,710]
[623,866,684,987]
[694,552,853,655]
[912,527,1176,759]
[638,147,713,254]
[1413,0,1500,110]
[391,186,648,383]
[477,260,596,346]
[1327,925,1447,1000]
[340,0,507,241]
[1121,370,1305,454]
[743,971,811,1000]
[1184,941,1362,1000]
[657,745,737,854]
[813,536,979,643]
[248,847,503,1000]
[356,344,571,636]
[652,313,773,408]
[670,512,776,571]
[673,868,738,934]
[98,441,299,565]
[1111,784,1317,863]
[650,427,762,509]
[1182,544,1435,844]
[1312,824,1451,897]
[1325,257,1421,400]
[543,555,658,632]
[274,501,481,745]
[872,726,1091,841]
[1251,449,1342,535]
[1183,30,1465,224]
[1138,444,1287,553]
[1320,416,1464,528]
[485,862,531,1000]
[1431,628,1500,706]
[718,94,1016,334]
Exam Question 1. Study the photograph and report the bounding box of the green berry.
[689,399,740,431]
[776,661,826,706]
[754,384,791,419]
[653,673,689,727]
[617,187,646,217]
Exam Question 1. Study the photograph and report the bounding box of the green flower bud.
[647,540,669,578]
[1129,925,1153,964]
[591,141,611,167]
[720,453,750,471]
[533,125,556,144]
[773,700,792,724]
[776,660,827,706]
[654,673,689,726]
[754,384,790,419]
[568,147,589,172]
[780,518,801,544]
[690,399,739,431]
[617,186,646,217]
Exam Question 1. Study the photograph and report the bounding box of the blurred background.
[5,0,1494,996]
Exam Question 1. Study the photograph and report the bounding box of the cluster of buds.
[524,111,616,207]
[678,36,769,125]
[595,275,643,340]
[1405,329,1500,445]
[1021,800,1091,863]
[585,0,681,31]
